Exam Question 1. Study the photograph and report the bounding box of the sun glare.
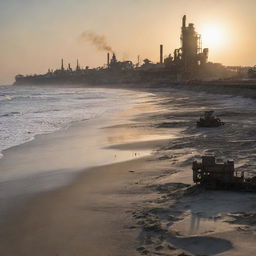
[200,25,226,49]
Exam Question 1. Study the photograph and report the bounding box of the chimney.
[182,15,186,28]
[61,59,64,71]
[107,53,110,68]
[160,45,163,64]
[76,59,80,71]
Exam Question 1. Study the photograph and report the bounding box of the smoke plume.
[80,31,114,53]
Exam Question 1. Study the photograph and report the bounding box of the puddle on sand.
[170,211,237,236]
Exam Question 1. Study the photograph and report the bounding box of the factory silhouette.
[15,15,253,86]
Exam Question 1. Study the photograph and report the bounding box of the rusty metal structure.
[192,156,256,191]
[197,111,224,127]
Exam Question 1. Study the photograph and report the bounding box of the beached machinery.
[192,156,256,191]
[197,111,224,127]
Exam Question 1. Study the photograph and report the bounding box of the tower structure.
[173,15,209,77]
[181,15,200,72]
[61,59,64,71]
[76,59,80,71]
[107,53,110,68]
[109,53,118,69]
[160,44,163,64]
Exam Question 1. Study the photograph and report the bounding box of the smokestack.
[137,55,140,67]
[61,59,64,71]
[76,59,80,71]
[107,52,110,68]
[160,44,163,64]
[182,15,186,28]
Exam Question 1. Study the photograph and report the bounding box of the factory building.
[165,15,209,78]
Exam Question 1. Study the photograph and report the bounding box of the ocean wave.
[0,86,136,159]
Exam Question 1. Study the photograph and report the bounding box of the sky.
[0,0,256,84]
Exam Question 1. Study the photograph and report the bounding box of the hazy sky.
[0,0,256,84]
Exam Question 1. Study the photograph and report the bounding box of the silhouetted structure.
[108,53,133,71]
[170,15,208,78]
[76,59,80,71]
[192,156,256,191]
[197,111,224,127]
[160,44,163,64]
[107,53,110,68]
[15,15,246,86]
[61,59,64,71]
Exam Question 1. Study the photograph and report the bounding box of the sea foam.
[0,86,137,159]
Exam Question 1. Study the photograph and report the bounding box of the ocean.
[0,85,156,221]
[0,86,139,159]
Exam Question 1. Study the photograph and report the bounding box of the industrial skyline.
[0,0,256,84]
[15,15,243,86]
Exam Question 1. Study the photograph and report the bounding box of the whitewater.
[0,85,138,159]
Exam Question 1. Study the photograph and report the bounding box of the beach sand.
[0,87,256,256]
[0,90,173,256]
[0,158,156,256]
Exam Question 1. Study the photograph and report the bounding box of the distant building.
[108,54,133,71]
[165,15,209,78]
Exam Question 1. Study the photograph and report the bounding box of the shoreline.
[1,85,256,255]
[0,88,174,256]
[0,86,146,161]
[0,89,163,218]
[13,77,256,99]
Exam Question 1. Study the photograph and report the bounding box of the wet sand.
[0,157,158,256]
[0,90,173,255]
[130,89,256,256]
[1,87,256,256]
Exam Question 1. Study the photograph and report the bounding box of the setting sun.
[200,25,226,49]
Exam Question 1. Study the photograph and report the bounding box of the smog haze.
[0,0,255,84]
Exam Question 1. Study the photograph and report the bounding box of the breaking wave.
[0,86,137,159]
